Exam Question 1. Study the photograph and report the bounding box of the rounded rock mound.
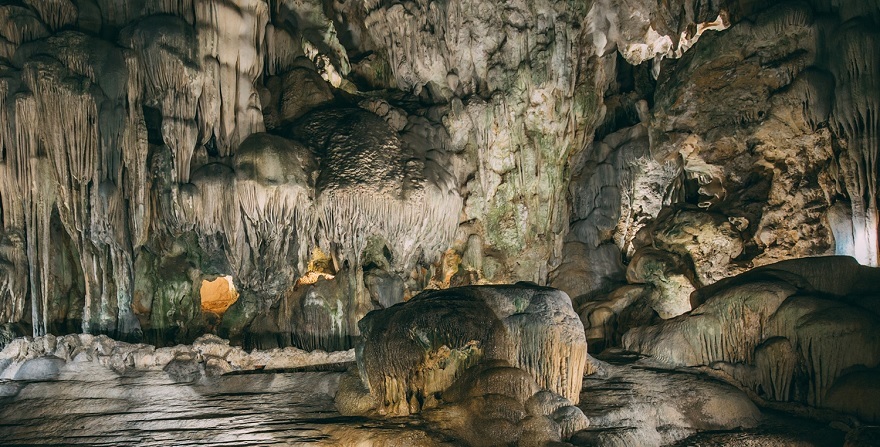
[336,284,590,444]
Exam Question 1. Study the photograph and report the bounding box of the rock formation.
[336,284,590,444]
[0,332,354,382]
[0,0,873,349]
[623,256,880,423]
[0,0,878,444]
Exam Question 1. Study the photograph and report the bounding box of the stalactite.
[21,0,77,32]
[623,281,798,367]
[829,22,880,266]
[0,229,27,326]
[186,163,238,242]
[231,133,314,289]
[0,64,24,231]
[121,16,203,184]
[0,69,28,328]
[14,32,146,337]
[142,0,198,24]
[88,0,140,29]
[305,109,461,274]
[0,5,49,53]
[271,0,350,82]
[195,0,269,156]
[9,94,56,337]
[21,56,99,331]
[122,53,151,249]
[264,24,301,76]
[788,68,835,131]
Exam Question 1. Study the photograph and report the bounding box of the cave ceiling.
[0,0,874,353]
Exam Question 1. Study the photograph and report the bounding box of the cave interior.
[0,0,879,445]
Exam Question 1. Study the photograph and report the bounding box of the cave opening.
[296,247,337,286]
[199,275,239,318]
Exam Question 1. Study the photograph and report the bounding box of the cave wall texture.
[0,0,877,351]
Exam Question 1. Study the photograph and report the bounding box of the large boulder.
[336,284,590,443]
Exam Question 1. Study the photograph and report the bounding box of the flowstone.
[336,284,590,444]
[623,256,880,422]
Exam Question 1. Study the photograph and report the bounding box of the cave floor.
[0,359,846,446]
[576,353,846,446]
[0,363,451,446]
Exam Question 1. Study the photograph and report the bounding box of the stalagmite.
[345,284,588,418]
[624,257,880,421]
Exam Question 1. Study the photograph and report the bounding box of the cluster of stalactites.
[0,4,49,60]
[0,0,466,338]
[120,0,270,181]
[828,22,880,266]
[0,76,50,330]
[22,0,78,31]
[0,30,150,337]
[175,126,461,289]
[195,0,269,156]
[306,109,462,274]
[122,15,203,184]
[166,135,328,295]
[223,133,315,289]
[316,188,462,274]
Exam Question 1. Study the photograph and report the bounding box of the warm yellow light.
[200,275,239,315]
[296,247,336,286]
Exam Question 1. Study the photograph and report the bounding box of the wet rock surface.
[0,0,878,444]
[623,257,880,423]
[0,368,455,446]
[574,353,761,446]
[0,347,850,447]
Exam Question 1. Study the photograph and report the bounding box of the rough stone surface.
[623,257,880,423]
[626,248,698,319]
[0,334,354,380]
[0,0,875,361]
[336,284,590,445]
[0,0,877,443]
[340,284,587,418]
[573,354,761,447]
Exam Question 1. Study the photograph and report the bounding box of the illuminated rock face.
[199,276,238,316]
[0,0,876,380]
[0,0,878,443]
[337,284,590,444]
[623,256,880,423]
